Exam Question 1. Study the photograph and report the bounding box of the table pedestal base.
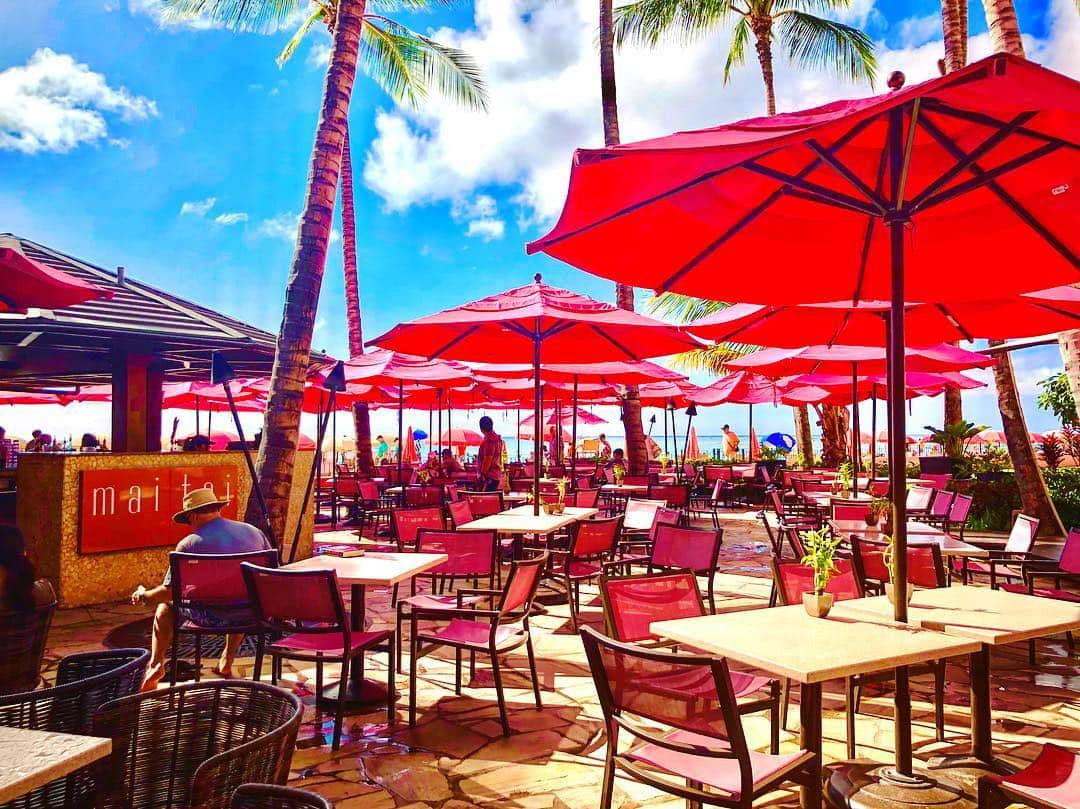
[827,764,971,809]
[318,679,388,712]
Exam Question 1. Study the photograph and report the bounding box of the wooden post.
[111,349,162,452]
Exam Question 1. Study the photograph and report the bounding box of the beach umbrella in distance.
[369,275,700,513]
[763,432,796,452]
[749,427,760,461]
[689,371,788,461]
[440,428,482,446]
[0,236,113,312]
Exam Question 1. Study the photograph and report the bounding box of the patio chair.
[920,473,953,490]
[961,513,1041,587]
[575,474,593,490]
[830,498,872,523]
[996,527,1079,664]
[408,552,547,735]
[690,477,734,528]
[553,516,624,632]
[868,478,890,497]
[977,742,1080,809]
[850,539,947,595]
[242,564,393,749]
[404,484,444,508]
[167,549,279,685]
[580,626,817,809]
[447,499,473,528]
[944,492,974,540]
[573,488,601,509]
[0,648,148,809]
[598,571,780,754]
[92,680,301,809]
[917,489,955,527]
[613,524,725,613]
[0,581,56,696]
[621,498,666,537]
[906,485,935,517]
[646,483,690,513]
[392,506,445,551]
[462,491,504,517]
[758,490,817,559]
[231,784,331,809]
[396,529,498,673]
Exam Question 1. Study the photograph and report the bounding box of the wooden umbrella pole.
[223,380,273,548]
[533,319,542,515]
[851,362,862,483]
[571,376,579,485]
[397,380,404,494]
[870,383,878,490]
[289,389,334,564]
[438,389,443,456]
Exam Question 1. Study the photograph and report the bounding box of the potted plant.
[659,452,670,474]
[881,534,914,605]
[613,464,625,486]
[922,421,987,476]
[835,461,854,496]
[799,529,843,618]
[865,497,890,527]
[553,477,568,514]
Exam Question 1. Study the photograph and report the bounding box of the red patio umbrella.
[370,276,699,512]
[727,342,994,377]
[518,407,607,439]
[0,391,65,405]
[0,237,113,312]
[440,427,483,447]
[689,371,790,462]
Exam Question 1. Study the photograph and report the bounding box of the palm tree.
[276,2,487,476]
[978,0,1065,533]
[162,0,484,539]
[613,0,876,116]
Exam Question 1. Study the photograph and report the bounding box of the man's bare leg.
[142,602,174,691]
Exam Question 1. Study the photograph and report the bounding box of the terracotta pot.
[886,581,914,605]
[802,591,834,618]
[552,502,565,515]
[864,514,879,527]
[542,503,555,515]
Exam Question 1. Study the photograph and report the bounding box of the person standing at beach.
[477,416,505,493]
[597,433,612,460]
[722,424,741,461]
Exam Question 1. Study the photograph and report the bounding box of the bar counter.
[16,450,314,607]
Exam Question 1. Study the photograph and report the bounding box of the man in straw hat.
[130,487,270,691]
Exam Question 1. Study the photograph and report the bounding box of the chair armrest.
[1025,569,1080,587]
[411,607,501,621]
[455,587,502,598]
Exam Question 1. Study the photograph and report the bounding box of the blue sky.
[1,0,1076,442]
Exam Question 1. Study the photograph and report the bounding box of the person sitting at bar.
[130,487,270,692]
[421,451,442,479]
[0,525,54,612]
[80,433,100,451]
[23,430,44,452]
[440,448,464,477]
[182,434,211,452]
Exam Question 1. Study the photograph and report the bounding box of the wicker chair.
[230,785,331,809]
[0,581,57,695]
[0,648,148,809]
[92,680,302,809]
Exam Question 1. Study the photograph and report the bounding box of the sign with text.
[79,465,239,554]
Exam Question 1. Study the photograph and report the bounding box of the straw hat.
[173,487,229,524]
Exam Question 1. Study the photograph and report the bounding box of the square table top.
[282,551,448,586]
[0,727,111,803]
[829,520,988,558]
[456,510,579,534]
[832,586,1080,646]
[503,505,598,520]
[600,483,649,493]
[651,604,981,684]
[804,492,872,506]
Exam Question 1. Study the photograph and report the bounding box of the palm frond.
[159,0,305,33]
[647,292,731,323]
[612,0,733,47]
[276,4,327,67]
[723,15,750,84]
[361,16,488,111]
[776,10,877,85]
[668,344,752,375]
[369,0,460,10]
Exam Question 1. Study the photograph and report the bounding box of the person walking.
[476,416,505,493]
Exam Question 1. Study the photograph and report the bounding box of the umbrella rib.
[707,307,783,345]
[909,111,1038,208]
[826,310,854,348]
[917,140,1064,212]
[851,141,890,303]
[919,98,1080,151]
[934,304,974,342]
[539,321,577,341]
[918,115,1079,270]
[806,141,888,210]
[1032,302,1080,323]
[588,324,640,361]
[742,162,881,216]
[429,324,482,359]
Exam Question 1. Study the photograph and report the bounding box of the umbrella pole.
[571,376,579,484]
[681,408,695,475]
[438,389,443,457]
[851,362,861,487]
[397,381,404,494]
[748,403,753,462]
[195,396,200,436]
[223,381,274,548]
[663,407,668,456]
[870,384,878,491]
[516,407,521,463]
[533,321,542,516]
[429,408,433,458]
[289,389,334,564]
[207,408,212,435]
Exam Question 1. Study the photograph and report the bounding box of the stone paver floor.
[41,510,1080,807]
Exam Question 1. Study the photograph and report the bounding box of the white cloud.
[361,0,1072,229]
[451,194,505,240]
[465,218,505,241]
[307,39,332,69]
[214,212,248,226]
[180,196,216,217]
[255,212,340,244]
[0,48,157,154]
[896,13,941,48]
[122,0,309,32]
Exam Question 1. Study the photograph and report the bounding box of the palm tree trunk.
[750,18,777,116]
[817,404,850,468]
[245,0,367,538]
[941,0,968,74]
[1059,330,1080,416]
[793,404,814,466]
[981,0,1026,57]
[600,0,646,474]
[989,342,1063,534]
[339,121,375,476]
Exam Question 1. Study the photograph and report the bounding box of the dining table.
[651,605,982,809]
[282,551,447,710]
[0,727,111,803]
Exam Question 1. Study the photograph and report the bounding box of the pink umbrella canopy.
[0,236,113,312]
[0,391,66,405]
[440,428,483,447]
[637,380,704,408]
[339,348,474,388]
[469,359,686,385]
[518,407,607,439]
[685,425,703,459]
[689,371,788,406]
[727,343,994,377]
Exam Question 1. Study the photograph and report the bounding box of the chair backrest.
[906,486,934,511]
[386,465,416,485]
[831,498,871,522]
[231,784,332,809]
[575,475,593,490]
[623,474,653,486]
[1005,513,1040,553]
[802,481,833,493]
[574,488,600,509]
[416,529,497,578]
[732,463,757,479]
[907,545,947,588]
[1060,527,1080,574]
[357,479,380,501]
[850,538,891,586]
[404,485,443,507]
[771,558,862,605]
[920,473,953,490]
[768,488,787,519]
[650,524,723,575]
[600,571,704,643]
[242,563,347,633]
[570,516,623,558]
[869,479,890,497]
[580,626,750,783]
[447,499,473,528]
[463,491,504,516]
[93,680,302,809]
[622,498,665,532]
[927,489,954,518]
[648,507,682,542]
[0,588,57,695]
[705,465,733,482]
[335,477,361,496]
[647,483,689,508]
[946,492,972,524]
[499,552,548,616]
[444,483,460,502]
[392,506,444,547]
[170,549,279,611]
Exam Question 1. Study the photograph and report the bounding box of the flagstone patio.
[39,511,1079,807]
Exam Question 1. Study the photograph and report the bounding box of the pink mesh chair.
[758,489,818,559]
[850,539,947,593]
[614,506,679,575]
[906,485,934,516]
[690,477,734,528]
[447,499,473,529]
[621,498,666,536]
[404,485,444,508]
[868,479,890,497]
[408,552,547,735]
[241,563,393,749]
[963,513,1040,587]
[830,498,872,522]
[921,473,953,490]
[580,626,817,809]
[463,491,504,517]
[919,488,955,527]
[575,474,593,490]
[168,549,279,686]
[395,529,498,673]
[646,483,690,512]
[978,742,1080,809]
[624,474,656,487]
[946,492,974,540]
[391,506,444,551]
[553,516,623,632]
[573,488,600,509]
[599,571,780,754]
[647,524,725,614]
[997,527,1078,664]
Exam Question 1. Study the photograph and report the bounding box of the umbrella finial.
[533,273,542,284]
[887,70,906,91]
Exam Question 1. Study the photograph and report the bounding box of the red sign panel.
[79,465,240,554]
